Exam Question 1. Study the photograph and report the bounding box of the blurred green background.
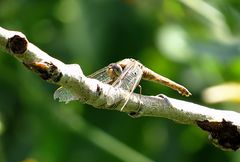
[1,0,240,162]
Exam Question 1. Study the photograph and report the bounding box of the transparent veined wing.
[112,61,143,92]
[54,87,79,103]
[88,59,128,85]
[111,61,143,110]
[55,64,113,104]
[88,66,112,84]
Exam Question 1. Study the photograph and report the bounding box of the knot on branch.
[197,119,240,151]
[7,35,28,54]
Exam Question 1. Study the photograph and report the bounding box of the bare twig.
[0,26,239,151]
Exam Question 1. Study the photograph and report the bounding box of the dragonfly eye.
[107,63,123,79]
[111,64,122,76]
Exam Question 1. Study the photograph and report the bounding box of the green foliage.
[0,0,240,162]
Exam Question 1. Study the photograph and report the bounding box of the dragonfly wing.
[88,66,112,84]
[54,87,79,103]
[112,62,143,111]
[113,62,143,92]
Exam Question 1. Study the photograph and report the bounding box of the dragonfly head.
[107,63,123,79]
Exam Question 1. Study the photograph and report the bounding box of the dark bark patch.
[197,119,240,151]
[24,62,62,82]
[96,84,102,96]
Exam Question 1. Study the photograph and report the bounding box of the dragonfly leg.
[120,85,142,111]
[138,85,142,94]
[128,93,143,118]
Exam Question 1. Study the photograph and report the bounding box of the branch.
[0,26,239,151]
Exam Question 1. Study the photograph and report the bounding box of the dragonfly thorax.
[107,63,123,79]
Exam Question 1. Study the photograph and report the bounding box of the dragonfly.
[88,58,191,111]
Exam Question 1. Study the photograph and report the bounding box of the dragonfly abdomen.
[142,67,191,97]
